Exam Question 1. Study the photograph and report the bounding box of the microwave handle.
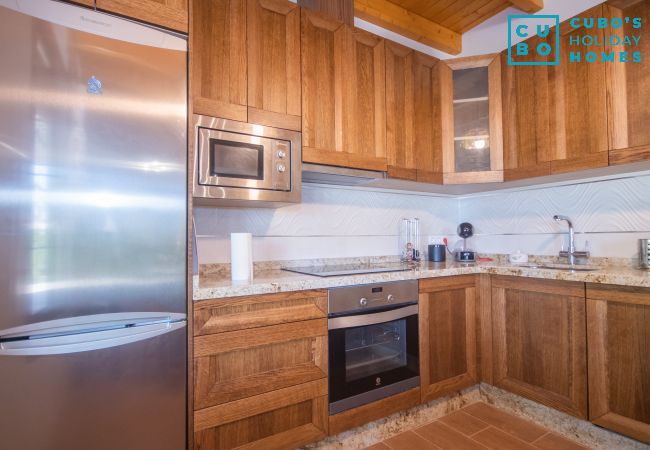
[328,304,418,330]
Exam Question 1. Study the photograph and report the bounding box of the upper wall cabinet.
[606,0,650,166]
[301,10,387,171]
[385,42,443,183]
[441,55,504,184]
[191,0,301,130]
[191,0,247,121]
[96,0,188,32]
[501,36,552,181]
[247,0,301,130]
[549,5,608,174]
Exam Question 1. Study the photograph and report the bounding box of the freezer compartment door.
[0,324,186,450]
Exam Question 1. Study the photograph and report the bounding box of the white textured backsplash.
[194,175,650,263]
[194,185,459,263]
[459,175,650,259]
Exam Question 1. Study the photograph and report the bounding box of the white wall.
[194,185,458,263]
[194,175,650,263]
[459,175,650,259]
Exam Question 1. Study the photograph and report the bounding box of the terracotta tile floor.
[365,402,591,450]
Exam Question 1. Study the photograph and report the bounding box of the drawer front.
[194,379,328,450]
[194,290,327,336]
[194,319,327,408]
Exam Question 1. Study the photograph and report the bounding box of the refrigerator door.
[0,1,187,331]
[0,2,187,449]
[0,324,187,450]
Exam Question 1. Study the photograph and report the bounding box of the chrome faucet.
[553,215,589,265]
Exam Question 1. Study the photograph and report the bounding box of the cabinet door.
[385,43,442,182]
[301,11,387,172]
[586,284,650,444]
[419,276,478,403]
[606,0,650,165]
[549,6,608,174]
[97,0,188,32]
[501,37,552,181]
[247,0,301,131]
[442,55,504,184]
[194,379,328,450]
[492,276,587,418]
[191,0,247,121]
[385,42,417,181]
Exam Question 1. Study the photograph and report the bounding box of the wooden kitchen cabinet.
[191,0,247,121]
[606,0,650,166]
[549,5,608,174]
[301,9,387,171]
[247,0,301,130]
[501,36,552,181]
[194,379,328,450]
[97,0,188,32]
[385,41,443,183]
[419,276,478,403]
[586,284,650,444]
[491,276,588,418]
[192,289,328,450]
[441,54,504,184]
[191,0,301,128]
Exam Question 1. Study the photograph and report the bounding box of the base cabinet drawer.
[194,379,328,450]
[194,318,327,408]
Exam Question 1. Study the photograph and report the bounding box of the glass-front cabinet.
[441,54,504,184]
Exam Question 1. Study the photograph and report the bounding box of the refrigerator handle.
[0,320,186,356]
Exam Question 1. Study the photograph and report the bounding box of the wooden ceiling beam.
[354,0,462,55]
[508,0,544,13]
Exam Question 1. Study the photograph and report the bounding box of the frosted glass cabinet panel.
[441,55,503,184]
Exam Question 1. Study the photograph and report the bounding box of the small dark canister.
[428,244,446,262]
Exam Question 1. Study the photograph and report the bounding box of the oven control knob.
[359,297,368,307]
[387,294,394,302]
[277,150,286,159]
[276,163,286,173]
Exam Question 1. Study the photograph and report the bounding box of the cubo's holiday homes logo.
[507,13,644,66]
[507,15,560,66]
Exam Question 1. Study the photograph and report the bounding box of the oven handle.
[328,304,418,330]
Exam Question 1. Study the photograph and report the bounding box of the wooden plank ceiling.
[355,0,544,55]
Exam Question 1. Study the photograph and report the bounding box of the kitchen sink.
[516,263,601,272]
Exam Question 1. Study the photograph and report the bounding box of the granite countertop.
[193,259,650,301]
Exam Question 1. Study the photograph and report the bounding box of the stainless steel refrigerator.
[0,1,187,449]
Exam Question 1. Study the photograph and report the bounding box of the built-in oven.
[328,280,419,415]
[193,115,301,207]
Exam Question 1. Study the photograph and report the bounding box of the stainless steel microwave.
[193,115,301,207]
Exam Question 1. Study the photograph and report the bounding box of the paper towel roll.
[231,233,253,281]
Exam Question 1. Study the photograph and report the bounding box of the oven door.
[197,127,291,191]
[328,304,419,415]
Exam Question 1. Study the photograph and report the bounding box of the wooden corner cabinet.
[606,0,650,166]
[301,9,387,171]
[441,54,504,184]
[419,276,478,403]
[384,41,443,183]
[491,276,588,418]
[500,36,553,181]
[192,290,329,450]
[96,0,188,32]
[586,284,650,444]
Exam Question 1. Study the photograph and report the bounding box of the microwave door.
[197,128,289,191]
